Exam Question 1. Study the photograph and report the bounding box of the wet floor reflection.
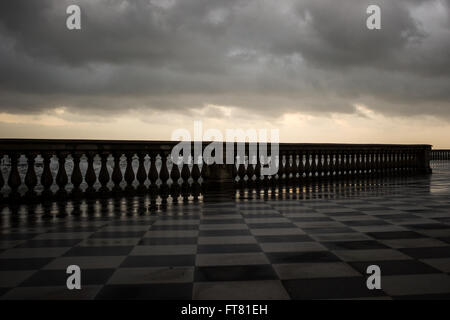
[1,162,449,229]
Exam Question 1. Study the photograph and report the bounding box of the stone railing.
[431,149,450,160]
[0,139,432,203]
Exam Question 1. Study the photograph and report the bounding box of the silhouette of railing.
[0,139,432,203]
[432,149,450,160]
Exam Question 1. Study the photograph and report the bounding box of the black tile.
[368,231,426,240]
[201,219,244,224]
[0,233,39,241]
[197,244,260,254]
[342,220,390,227]
[255,235,312,243]
[380,214,419,220]
[20,269,115,286]
[241,213,281,218]
[324,212,365,217]
[407,224,450,230]
[139,237,197,245]
[439,237,450,244]
[282,277,386,299]
[121,255,195,267]
[47,226,101,232]
[323,240,389,250]
[195,265,277,281]
[302,227,356,234]
[90,231,146,239]
[0,258,53,271]
[199,229,250,237]
[266,251,340,264]
[247,223,296,229]
[149,225,198,231]
[349,260,440,275]
[15,239,83,248]
[64,246,133,256]
[108,220,155,226]
[290,217,333,222]
[356,207,390,211]
[96,283,193,300]
[400,246,450,259]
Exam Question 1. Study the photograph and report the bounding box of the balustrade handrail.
[0,138,433,149]
[0,139,432,204]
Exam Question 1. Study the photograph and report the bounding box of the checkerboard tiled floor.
[1,162,450,300]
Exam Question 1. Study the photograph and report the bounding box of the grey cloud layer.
[0,0,448,118]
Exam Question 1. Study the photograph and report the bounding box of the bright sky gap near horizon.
[0,0,449,147]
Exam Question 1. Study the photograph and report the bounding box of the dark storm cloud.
[0,0,448,118]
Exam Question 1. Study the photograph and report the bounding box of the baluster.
[329,152,336,178]
[382,151,388,175]
[41,152,54,199]
[398,149,405,175]
[279,152,287,186]
[237,157,246,189]
[254,154,262,198]
[355,151,361,176]
[0,153,4,201]
[304,151,311,181]
[334,152,340,177]
[362,151,368,175]
[341,151,347,177]
[367,152,373,176]
[323,152,329,178]
[170,159,181,204]
[401,151,407,174]
[98,152,110,195]
[247,155,255,189]
[148,152,159,210]
[373,152,378,176]
[393,151,398,175]
[136,152,147,194]
[297,151,304,183]
[55,152,68,198]
[85,152,97,196]
[394,150,398,174]
[384,151,390,175]
[159,152,170,206]
[385,150,391,174]
[191,156,201,201]
[24,152,38,201]
[71,153,83,197]
[316,151,323,179]
[124,152,136,193]
[111,152,123,194]
[401,150,406,174]
[310,152,317,179]
[286,152,293,185]
[179,158,190,202]
[349,152,355,177]
[8,153,22,200]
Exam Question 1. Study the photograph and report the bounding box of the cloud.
[0,0,448,120]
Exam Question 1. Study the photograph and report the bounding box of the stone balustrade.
[432,150,450,161]
[0,139,432,203]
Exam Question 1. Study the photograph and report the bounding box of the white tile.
[274,262,360,279]
[130,245,197,256]
[108,267,194,284]
[193,280,290,300]
[196,253,269,266]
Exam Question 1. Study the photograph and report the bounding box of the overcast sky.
[0,0,449,146]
